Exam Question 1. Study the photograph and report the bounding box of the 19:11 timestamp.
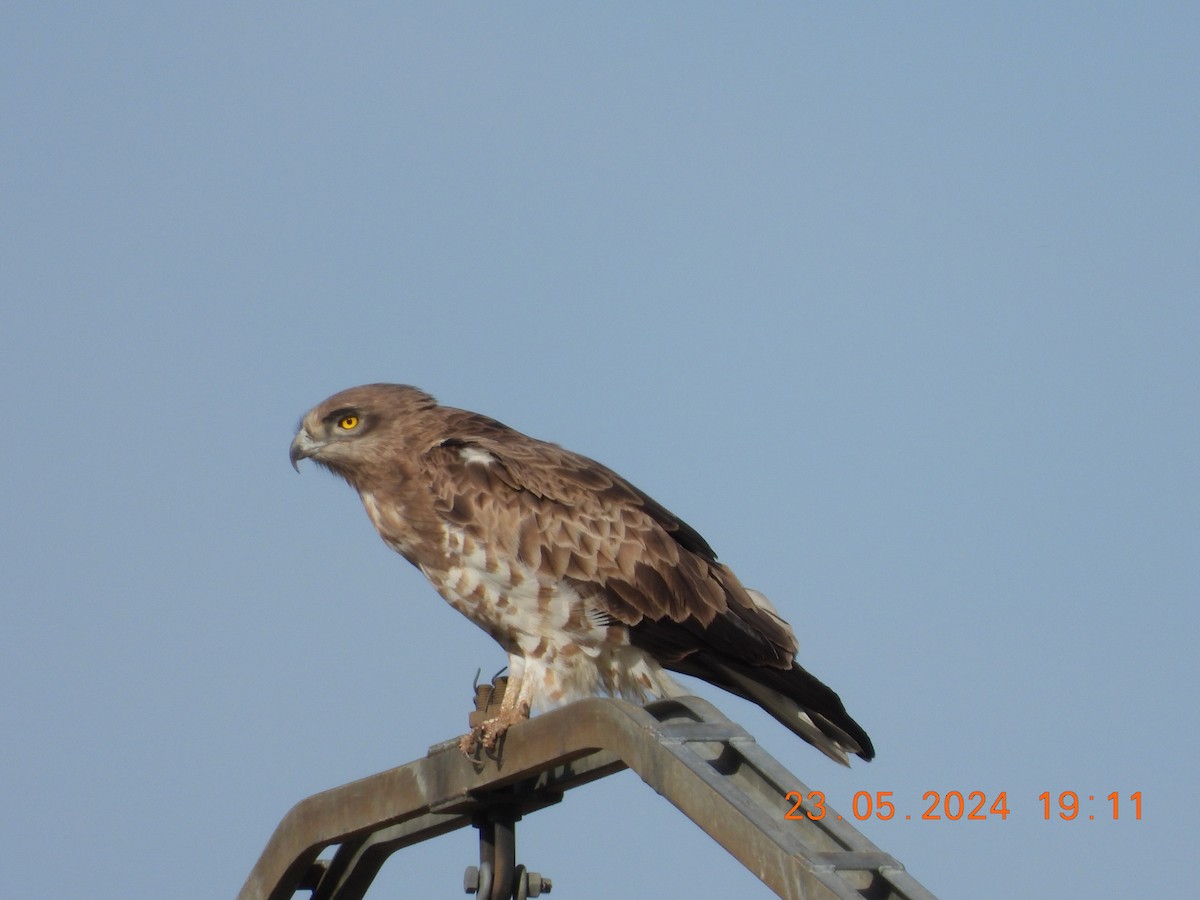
[1039,791,1142,821]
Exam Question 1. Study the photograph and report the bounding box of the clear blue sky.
[2,4,1196,897]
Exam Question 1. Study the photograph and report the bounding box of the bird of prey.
[290,384,874,764]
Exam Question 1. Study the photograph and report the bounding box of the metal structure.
[238,696,936,900]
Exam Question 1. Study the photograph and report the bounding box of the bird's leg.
[459,659,531,756]
[478,670,532,750]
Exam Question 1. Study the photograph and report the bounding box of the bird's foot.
[458,703,531,757]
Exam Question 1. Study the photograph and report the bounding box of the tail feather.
[670,655,875,765]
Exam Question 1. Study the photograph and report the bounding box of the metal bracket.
[238,696,937,900]
[462,804,551,900]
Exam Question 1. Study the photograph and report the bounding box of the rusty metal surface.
[237,697,937,900]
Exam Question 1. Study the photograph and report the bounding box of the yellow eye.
[337,415,359,431]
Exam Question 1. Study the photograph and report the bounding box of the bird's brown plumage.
[290,383,874,763]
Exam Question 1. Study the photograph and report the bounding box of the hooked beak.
[289,428,322,471]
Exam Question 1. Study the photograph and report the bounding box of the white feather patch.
[458,446,497,466]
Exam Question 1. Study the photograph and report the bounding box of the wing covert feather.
[420,418,799,667]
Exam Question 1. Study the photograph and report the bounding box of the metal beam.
[238,696,936,900]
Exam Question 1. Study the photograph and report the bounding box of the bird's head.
[290,383,437,483]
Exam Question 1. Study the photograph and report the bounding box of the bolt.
[526,872,551,896]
